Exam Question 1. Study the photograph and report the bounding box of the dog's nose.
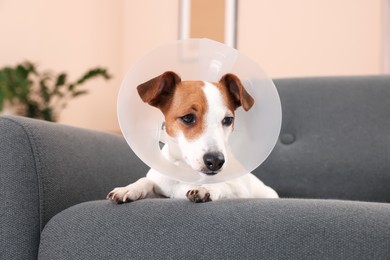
[203,152,225,172]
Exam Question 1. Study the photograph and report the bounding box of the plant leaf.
[0,86,4,110]
[22,61,37,75]
[55,73,67,87]
[16,65,29,79]
[72,90,88,97]
[75,68,111,85]
[42,107,54,121]
[40,78,51,104]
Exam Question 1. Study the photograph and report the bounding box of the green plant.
[0,61,111,121]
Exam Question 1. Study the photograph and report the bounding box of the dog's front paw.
[186,187,212,203]
[106,186,145,204]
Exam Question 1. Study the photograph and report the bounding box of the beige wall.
[238,0,384,77]
[0,0,386,131]
[122,0,179,77]
[0,0,125,131]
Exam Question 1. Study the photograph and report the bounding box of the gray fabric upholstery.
[1,75,389,259]
[38,199,390,260]
[257,76,390,202]
[0,116,147,260]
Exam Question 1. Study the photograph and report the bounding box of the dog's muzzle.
[203,152,225,175]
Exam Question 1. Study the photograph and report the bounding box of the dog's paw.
[186,187,212,203]
[106,186,145,204]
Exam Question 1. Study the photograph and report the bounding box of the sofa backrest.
[255,76,390,203]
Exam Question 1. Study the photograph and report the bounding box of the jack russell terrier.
[107,71,278,203]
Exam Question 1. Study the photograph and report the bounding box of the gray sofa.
[1,76,390,259]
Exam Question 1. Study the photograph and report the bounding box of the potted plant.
[0,61,111,122]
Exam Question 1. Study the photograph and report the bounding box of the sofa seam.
[0,117,45,232]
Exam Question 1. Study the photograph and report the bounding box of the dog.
[107,71,278,203]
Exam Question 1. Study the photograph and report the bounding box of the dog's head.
[137,71,254,176]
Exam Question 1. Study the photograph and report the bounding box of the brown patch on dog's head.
[163,81,207,140]
[218,73,254,111]
[137,71,181,110]
[137,71,207,140]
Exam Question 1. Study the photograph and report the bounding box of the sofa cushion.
[38,199,390,259]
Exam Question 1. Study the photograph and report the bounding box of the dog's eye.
[180,114,196,126]
[222,117,234,126]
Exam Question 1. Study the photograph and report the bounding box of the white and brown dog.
[107,71,278,203]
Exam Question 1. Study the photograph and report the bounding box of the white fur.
[176,82,231,173]
[107,81,278,203]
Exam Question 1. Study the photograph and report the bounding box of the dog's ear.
[137,71,181,108]
[219,73,254,111]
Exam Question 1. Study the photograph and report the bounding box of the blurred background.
[0,0,388,132]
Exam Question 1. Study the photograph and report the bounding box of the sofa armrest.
[0,116,147,260]
[38,199,390,259]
